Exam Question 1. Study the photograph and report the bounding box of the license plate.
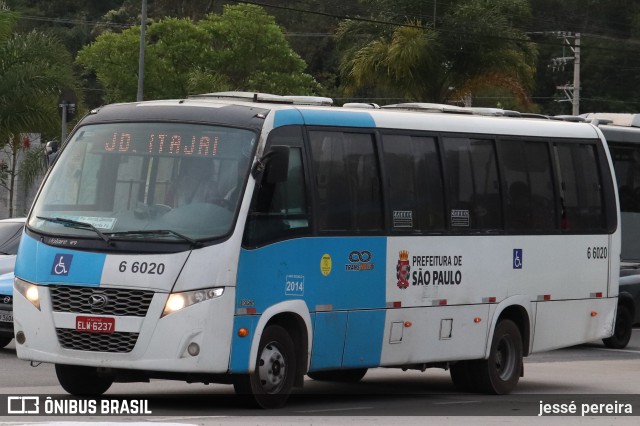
[75,316,115,334]
[0,311,12,323]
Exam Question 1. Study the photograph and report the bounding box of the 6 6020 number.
[118,261,165,275]
[587,246,608,260]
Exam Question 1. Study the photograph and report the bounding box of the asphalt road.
[1,329,639,424]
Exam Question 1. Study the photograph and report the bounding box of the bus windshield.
[29,122,257,242]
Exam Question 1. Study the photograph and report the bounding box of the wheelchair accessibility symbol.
[513,249,523,269]
[51,254,73,276]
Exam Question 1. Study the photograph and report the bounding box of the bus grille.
[50,285,154,317]
[56,328,139,353]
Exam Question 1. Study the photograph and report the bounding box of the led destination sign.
[87,123,256,158]
[105,132,220,157]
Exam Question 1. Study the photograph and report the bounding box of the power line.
[19,14,133,29]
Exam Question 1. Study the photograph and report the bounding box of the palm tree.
[338,22,446,102]
[0,6,76,217]
[337,0,538,108]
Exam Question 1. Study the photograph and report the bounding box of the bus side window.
[243,127,309,247]
[309,131,383,232]
[443,137,502,231]
[498,140,557,232]
[382,133,445,232]
[553,143,605,232]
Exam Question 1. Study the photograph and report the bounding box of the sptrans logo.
[345,250,374,271]
[396,250,411,289]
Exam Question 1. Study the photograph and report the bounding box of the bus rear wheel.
[603,305,633,349]
[55,364,113,396]
[233,325,296,409]
[307,368,368,383]
[473,319,522,394]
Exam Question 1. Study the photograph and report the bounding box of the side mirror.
[252,145,290,183]
[45,141,59,167]
[45,141,58,155]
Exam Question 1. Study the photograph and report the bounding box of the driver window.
[243,126,309,247]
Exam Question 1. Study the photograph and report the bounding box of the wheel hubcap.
[495,336,516,381]
[258,341,286,393]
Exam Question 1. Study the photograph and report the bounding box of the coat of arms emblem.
[396,250,410,289]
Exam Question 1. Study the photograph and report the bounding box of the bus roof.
[84,94,603,141]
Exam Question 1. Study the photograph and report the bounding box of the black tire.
[473,320,523,394]
[603,305,633,349]
[307,368,368,383]
[449,361,476,392]
[55,364,113,396]
[233,325,296,409]
[0,334,12,348]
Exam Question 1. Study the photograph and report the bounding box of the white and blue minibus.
[13,93,620,408]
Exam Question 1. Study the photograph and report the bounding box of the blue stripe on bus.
[274,109,376,128]
[273,109,304,127]
[237,237,386,312]
[15,233,105,286]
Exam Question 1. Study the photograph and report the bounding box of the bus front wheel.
[55,364,113,396]
[233,325,296,408]
[473,319,523,394]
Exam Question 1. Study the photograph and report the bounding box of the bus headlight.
[162,287,224,317]
[14,278,41,310]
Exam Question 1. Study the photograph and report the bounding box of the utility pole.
[550,32,581,115]
[58,89,76,143]
[137,0,147,102]
[433,0,437,28]
[572,33,581,115]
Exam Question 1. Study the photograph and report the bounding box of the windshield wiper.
[106,229,199,247]
[37,216,111,244]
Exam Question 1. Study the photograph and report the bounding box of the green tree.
[197,4,319,95]
[76,4,320,104]
[0,6,76,217]
[338,0,537,108]
[75,29,140,104]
